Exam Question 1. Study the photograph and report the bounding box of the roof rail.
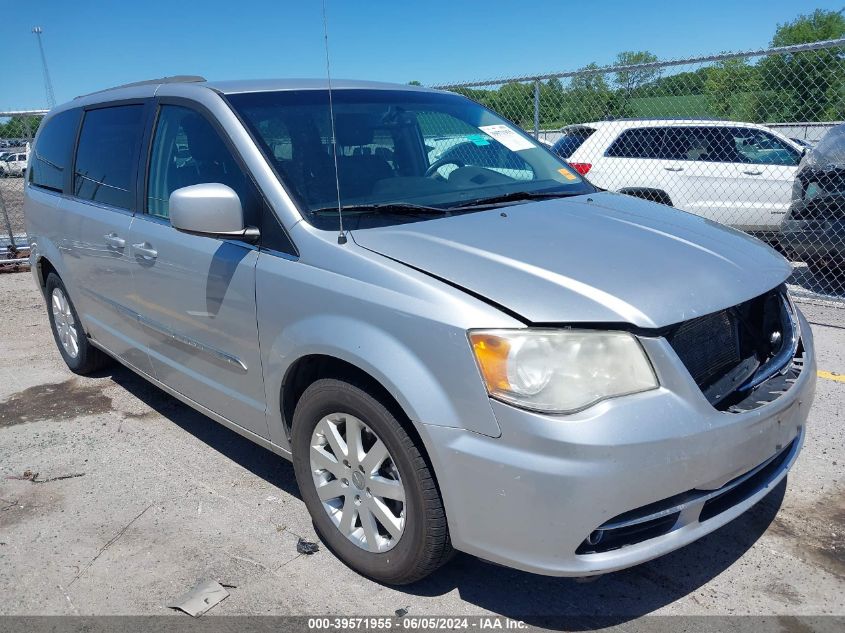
[601,116,728,122]
[75,75,207,99]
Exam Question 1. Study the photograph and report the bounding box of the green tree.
[614,50,661,95]
[760,9,845,121]
[0,115,43,140]
[490,82,534,127]
[407,80,422,86]
[704,59,759,119]
[560,63,617,124]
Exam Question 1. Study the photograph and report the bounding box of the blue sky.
[3,1,843,110]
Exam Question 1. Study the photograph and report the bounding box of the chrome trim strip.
[142,317,249,373]
[600,438,798,531]
[81,287,248,374]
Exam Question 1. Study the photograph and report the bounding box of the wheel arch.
[280,352,449,504]
[35,255,58,291]
[262,314,501,446]
[281,354,410,441]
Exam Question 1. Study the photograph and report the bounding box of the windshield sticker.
[558,167,578,181]
[467,134,491,146]
[478,125,537,152]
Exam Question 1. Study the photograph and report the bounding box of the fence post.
[0,186,15,250]
[533,79,540,139]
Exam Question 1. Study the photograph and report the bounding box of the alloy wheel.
[51,287,79,359]
[309,413,406,552]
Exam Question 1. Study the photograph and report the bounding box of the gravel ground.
[0,270,843,624]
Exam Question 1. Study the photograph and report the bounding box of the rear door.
[659,126,739,224]
[127,101,268,437]
[60,102,155,372]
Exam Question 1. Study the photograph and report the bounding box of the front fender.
[262,313,503,448]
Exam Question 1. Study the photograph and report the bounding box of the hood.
[351,192,792,329]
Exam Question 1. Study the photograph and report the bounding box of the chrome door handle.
[132,242,158,260]
[742,169,763,176]
[103,233,125,249]
[663,166,684,172]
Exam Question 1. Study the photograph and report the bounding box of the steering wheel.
[425,157,465,178]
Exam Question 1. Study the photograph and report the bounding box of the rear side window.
[663,127,730,162]
[30,109,81,192]
[551,127,595,159]
[74,105,145,209]
[606,128,664,159]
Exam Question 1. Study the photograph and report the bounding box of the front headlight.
[469,329,658,413]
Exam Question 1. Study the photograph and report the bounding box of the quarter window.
[30,109,80,192]
[606,128,664,159]
[662,127,741,162]
[73,105,145,209]
[147,105,254,220]
[551,127,595,159]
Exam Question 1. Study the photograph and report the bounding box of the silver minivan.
[25,77,816,584]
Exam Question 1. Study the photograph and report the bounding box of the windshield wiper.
[312,203,451,217]
[448,190,581,210]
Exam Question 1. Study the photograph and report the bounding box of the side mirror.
[169,183,259,242]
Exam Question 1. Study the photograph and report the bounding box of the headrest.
[335,113,376,146]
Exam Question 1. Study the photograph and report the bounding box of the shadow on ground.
[106,366,300,500]
[103,364,786,630]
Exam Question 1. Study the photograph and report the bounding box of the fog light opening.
[586,529,604,546]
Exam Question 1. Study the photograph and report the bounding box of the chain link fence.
[433,38,845,307]
[1,110,41,270]
[3,42,845,308]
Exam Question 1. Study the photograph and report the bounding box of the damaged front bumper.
[418,310,816,576]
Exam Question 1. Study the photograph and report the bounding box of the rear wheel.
[292,378,452,584]
[45,273,112,374]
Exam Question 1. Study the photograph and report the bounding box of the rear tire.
[45,272,112,375]
[291,378,453,584]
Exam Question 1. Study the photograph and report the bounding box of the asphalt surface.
[0,270,843,623]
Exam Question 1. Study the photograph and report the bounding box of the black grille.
[665,286,795,409]
[575,513,680,555]
[667,310,740,386]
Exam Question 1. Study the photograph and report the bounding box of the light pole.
[32,27,56,109]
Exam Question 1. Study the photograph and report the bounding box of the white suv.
[550,120,804,237]
[0,152,28,177]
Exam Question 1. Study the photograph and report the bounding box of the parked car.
[782,124,845,278]
[551,120,805,241]
[25,78,815,584]
[0,152,28,177]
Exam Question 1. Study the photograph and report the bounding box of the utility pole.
[32,27,56,109]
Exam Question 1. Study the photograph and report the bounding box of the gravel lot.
[0,270,843,623]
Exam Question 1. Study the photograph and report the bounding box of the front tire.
[292,378,452,584]
[45,273,112,374]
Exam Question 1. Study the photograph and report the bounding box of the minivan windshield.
[227,89,594,229]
